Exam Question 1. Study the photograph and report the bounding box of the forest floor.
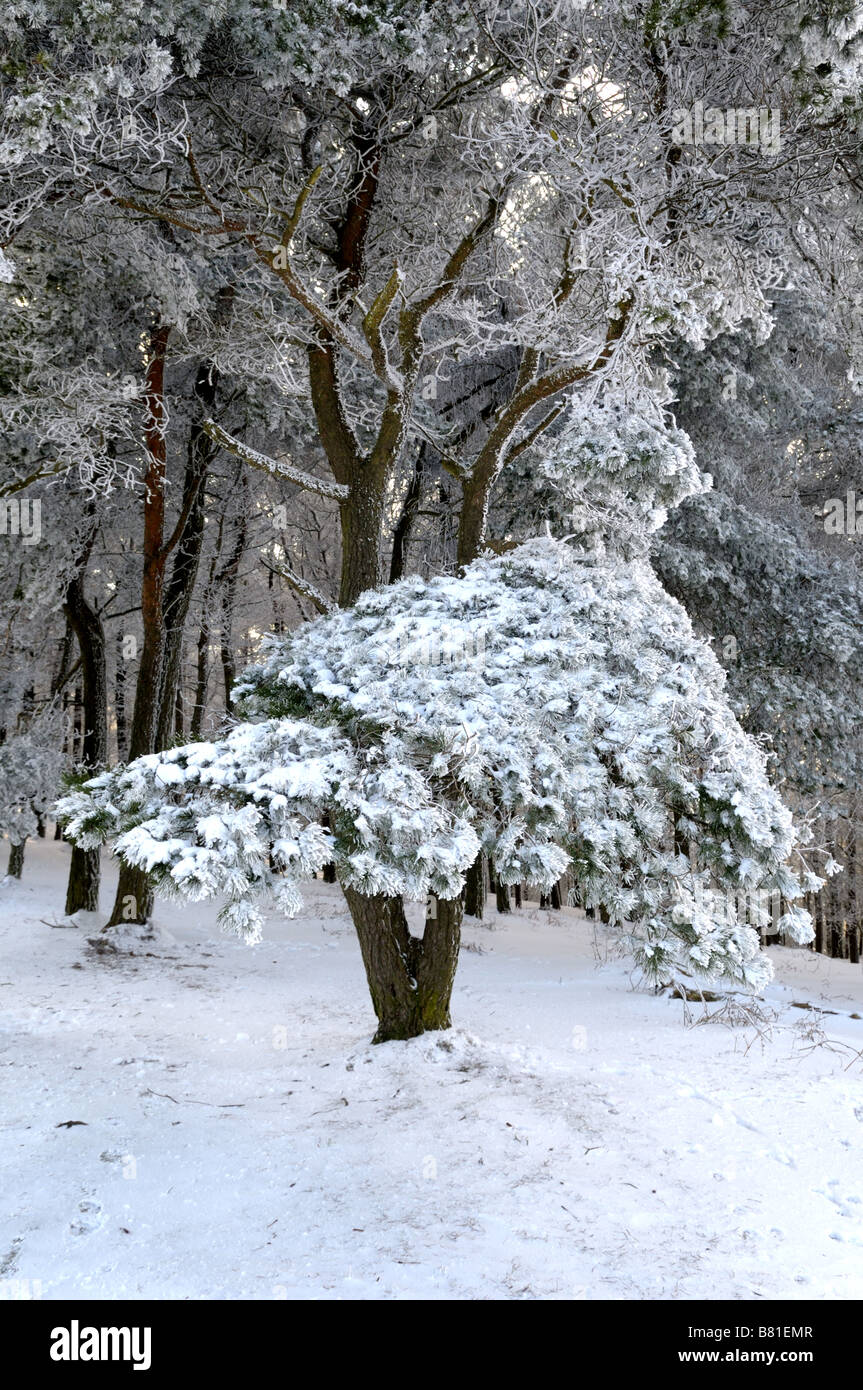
[1,836,863,1301]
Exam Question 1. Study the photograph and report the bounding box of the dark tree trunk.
[337,471,387,607]
[306,326,390,611]
[849,831,860,964]
[49,623,74,847]
[63,566,107,915]
[107,323,171,930]
[54,617,74,698]
[457,469,493,567]
[304,131,392,612]
[829,860,843,959]
[72,684,83,761]
[342,885,463,1042]
[495,880,511,914]
[155,359,219,749]
[843,827,857,961]
[7,841,25,878]
[190,565,216,741]
[464,853,485,919]
[218,477,248,717]
[126,322,172,762]
[107,863,154,929]
[115,629,128,762]
[65,845,100,914]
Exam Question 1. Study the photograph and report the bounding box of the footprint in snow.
[69,1198,105,1237]
[820,1179,863,1220]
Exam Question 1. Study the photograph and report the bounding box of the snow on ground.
[1,837,863,1301]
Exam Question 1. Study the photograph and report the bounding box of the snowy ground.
[1,837,863,1301]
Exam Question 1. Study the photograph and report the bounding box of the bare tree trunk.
[218,475,248,718]
[50,618,75,842]
[337,470,387,606]
[155,358,220,749]
[457,470,493,567]
[7,841,25,878]
[464,854,485,919]
[71,684,83,762]
[107,322,171,930]
[842,824,857,961]
[63,563,107,915]
[190,558,217,742]
[115,629,128,762]
[829,858,844,959]
[342,885,462,1042]
[850,831,860,965]
[306,128,392,611]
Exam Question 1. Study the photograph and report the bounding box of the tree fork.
[342,885,463,1042]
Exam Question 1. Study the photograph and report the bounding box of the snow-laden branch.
[263,560,335,616]
[202,420,349,501]
[57,537,815,984]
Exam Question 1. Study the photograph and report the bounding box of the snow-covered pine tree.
[7,0,861,963]
[58,537,815,1041]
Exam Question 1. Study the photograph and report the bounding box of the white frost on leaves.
[0,712,66,854]
[505,401,708,550]
[60,538,814,989]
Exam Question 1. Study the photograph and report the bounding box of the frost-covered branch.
[202,420,349,501]
[262,560,335,616]
[59,537,815,986]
